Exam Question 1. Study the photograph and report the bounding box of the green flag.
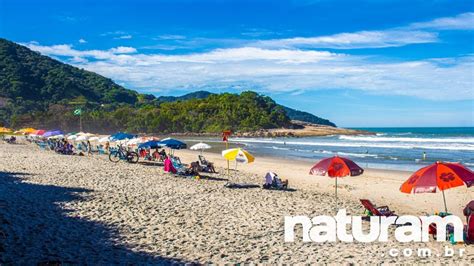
[73,108,82,116]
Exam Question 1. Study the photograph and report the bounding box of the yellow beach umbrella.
[19,128,36,134]
[0,127,13,133]
[222,148,255,174]
[222,148,255,163]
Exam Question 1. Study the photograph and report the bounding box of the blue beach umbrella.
[110,132,136,141]
[159,138,187,150]
[138,140,164,149]
[43,130,64,138]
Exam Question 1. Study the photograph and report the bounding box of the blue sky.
[1,0,473,127]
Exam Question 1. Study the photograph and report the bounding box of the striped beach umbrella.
[222,148,255,175]
[222,148,255,164]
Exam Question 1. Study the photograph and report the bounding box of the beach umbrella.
[138,140,164,149]
[159,138,187,150]
[19,128,36,134]
[400,161,474,213]
[0,127,13,133]
[309,156,364,212]
[110,132,136,141]
[88,136,100,141]
[222,148,255,163]
[33,130,46,135]
[48,134,64,139]
[190,142,212,154]
[127,137,152,146]
[98,136,111,143]
[76,135,89,141]
[222,148,255,174]
[43,130,64,138]
[67,135,78,140]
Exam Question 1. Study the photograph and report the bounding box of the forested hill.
[0,38,141,109]
[0,38,333,133]
[158,91,336,127]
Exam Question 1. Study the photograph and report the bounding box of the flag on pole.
[73,108,82,116]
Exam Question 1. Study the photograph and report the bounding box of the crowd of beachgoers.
[0,130,473,264]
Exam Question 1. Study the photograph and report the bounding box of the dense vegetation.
[158,91,336,127]
[0,38,332,133]
[282,107,336,127]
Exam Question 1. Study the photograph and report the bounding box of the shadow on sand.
[0,171,190,264]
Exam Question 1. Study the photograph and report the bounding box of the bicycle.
[108,145,139,163]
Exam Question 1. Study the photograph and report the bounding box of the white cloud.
[24,42,474,101]
[256,30,438,49]
[109,46,137,54]
[409,12,474,30]
[154,34,186,40]
[115,35,132,39]
[254,12,473,50]
[79,38,87,44]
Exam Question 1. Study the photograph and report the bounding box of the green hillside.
[0,38,330,133]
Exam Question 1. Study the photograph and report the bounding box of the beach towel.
[164,158,177,174]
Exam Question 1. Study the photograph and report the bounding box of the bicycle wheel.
[126,152,139,164]
[109,151,121,163]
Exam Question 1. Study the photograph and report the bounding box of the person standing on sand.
[105,141,110,153]
[87,140,92,155]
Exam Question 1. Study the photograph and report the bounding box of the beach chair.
[360,199,396,217]
[466,214,474,243]
[97,146,106,155]
[464,201,474,218]
[198,155,216,173]
[37,142,47,150]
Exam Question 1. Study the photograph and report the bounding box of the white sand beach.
[0,142,473,264]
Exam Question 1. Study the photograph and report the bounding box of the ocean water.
[189,127,474,171]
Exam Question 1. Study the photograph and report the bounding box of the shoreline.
[174,148,472,219]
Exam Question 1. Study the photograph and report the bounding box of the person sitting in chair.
[263,172,288,190]
[198,155,216,173]
[159,149,167,161]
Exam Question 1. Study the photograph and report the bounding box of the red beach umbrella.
[310,156,364,211]
[34,129,46,135]
[400,161,474,213]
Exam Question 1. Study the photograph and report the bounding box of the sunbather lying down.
[263,171,288,190]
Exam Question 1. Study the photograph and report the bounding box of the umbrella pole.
[226,141,229,176]
[442,189,448,213]
[335,177,338,213]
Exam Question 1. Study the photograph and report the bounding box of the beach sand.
[0,142,473,264]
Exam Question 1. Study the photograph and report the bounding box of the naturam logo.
[285,209,464,243]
